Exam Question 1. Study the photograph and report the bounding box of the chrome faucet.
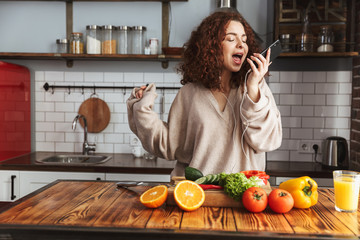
[72,114,96,155]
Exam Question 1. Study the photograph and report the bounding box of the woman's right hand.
[135,85,147,99]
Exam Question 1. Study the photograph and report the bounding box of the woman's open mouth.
[232,54,243,65]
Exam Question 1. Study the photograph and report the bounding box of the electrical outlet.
[298,140,322,154]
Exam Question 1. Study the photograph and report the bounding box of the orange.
[173,180,205,211]
[140,185,168,208]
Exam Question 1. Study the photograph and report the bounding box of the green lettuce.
[219,172,260,201]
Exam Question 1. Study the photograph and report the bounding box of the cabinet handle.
[10,175,16,200]
[96,178,101,181]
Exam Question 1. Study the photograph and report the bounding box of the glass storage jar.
[70,32,84,54]
[116,26,131,54]
[56,39,68,53]
[131,26,146,54]
[102,25,116,54]
[86,25,101,54]
[317,25,334,52]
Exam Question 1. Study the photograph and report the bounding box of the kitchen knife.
[116,181,172,188]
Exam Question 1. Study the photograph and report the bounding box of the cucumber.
[185,167,203,181]
[195,176,207,184]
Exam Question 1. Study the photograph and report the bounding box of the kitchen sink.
[36,154,112,165]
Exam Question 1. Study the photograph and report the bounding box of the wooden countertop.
[0,180,358,240]
[0,152,335,178]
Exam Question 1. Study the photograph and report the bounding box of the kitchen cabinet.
[0,169,170,202]
[0,0,187,68]
[0,171,19,202]
[19,171,105,198]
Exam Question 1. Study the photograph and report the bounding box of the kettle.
[322,136,349,169]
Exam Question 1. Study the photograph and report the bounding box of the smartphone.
[254,39,282,67]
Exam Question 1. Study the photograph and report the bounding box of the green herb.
[219,173,260,201]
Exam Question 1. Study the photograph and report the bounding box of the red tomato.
[242,187,268,213]
[268,189,294,213]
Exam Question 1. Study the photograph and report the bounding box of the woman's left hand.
[246,48,271,102]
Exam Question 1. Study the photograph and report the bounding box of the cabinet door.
[19,171,105,198]
[106,173,170,182]
[0,171,20,202]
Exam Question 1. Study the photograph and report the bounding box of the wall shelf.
[0,52,182,68]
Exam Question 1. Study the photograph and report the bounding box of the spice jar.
[86,25,101,54]
[317,25,334,52]
[131,26,147,54]
[102,25,116,54]
[149,38,159,55]
[70,32,84,54]
[56,39,68,53]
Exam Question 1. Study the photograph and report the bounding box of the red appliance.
[0,61,31,161]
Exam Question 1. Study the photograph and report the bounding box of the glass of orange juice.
[333,170,360,212]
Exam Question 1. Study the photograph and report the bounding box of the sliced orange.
[140,185,168,208]
[173,180,205,211]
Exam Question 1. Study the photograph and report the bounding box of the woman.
[127,11,282,176]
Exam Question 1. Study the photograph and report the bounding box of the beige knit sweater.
[127,81,282,176]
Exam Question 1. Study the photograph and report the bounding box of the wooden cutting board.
[78,97,110,133]
[166,177,272,208]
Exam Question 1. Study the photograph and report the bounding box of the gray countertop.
[0,151,335,178]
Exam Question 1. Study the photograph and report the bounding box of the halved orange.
[140,185,168,208]
[173,180,205,211]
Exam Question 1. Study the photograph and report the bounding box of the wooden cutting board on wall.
[78,97,110,133]
[166,177,272,208]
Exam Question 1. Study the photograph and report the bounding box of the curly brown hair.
[177,11,261,91]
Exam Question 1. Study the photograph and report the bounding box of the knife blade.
[116,181,172,188]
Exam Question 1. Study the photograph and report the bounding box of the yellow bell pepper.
[279,176,318,208]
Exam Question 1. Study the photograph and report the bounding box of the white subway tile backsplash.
[105,72,124,83]
[326,71,351,83]
[35,71,45,81]
[282,117,301,128]
[314,106,337,117]
[302,95,325,105]
[291,128,313,139]
[55,102,75,112]
[45,71,64,82]
[302,117,324,128]
[64,72,84,82]
[313,128,337,140]
[55,142,74,152]
[291,106,313,116]
[280,71,302,83]
[84,72,104,82]
[46,112,64,122]
[279,94,302,105]
[325,118,350,129]
[34,70,352,163]
[338,106,351,117]
[339,83,352,94]
[46,132,65,142]
[144,73,164,83]
[36,102,54,112]
[326,94,351,106]
[303,72,326,82]
[267,150,289,161]
[315,83,338,94]
[268,83,291,94]
[292,83,314,94]
[124,72,144,84]
[268,71,280,82]
[337,129,350,140]
[36,142,55,152]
